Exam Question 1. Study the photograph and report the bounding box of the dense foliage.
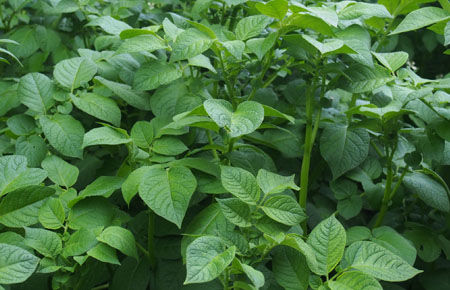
[0,0,450,289]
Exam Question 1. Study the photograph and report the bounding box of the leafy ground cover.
[0,0,450,289]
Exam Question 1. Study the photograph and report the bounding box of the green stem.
[136,241,150,257]
[218,51,235,103]
[373,143,398,228]
[223,268,230,290]
[220,2,227,25]
[373,19,396,52]
[147,210,156,269]
[299,76,318,209]
[370,140,384,158]
[207,130,219,160]
[91,283,109,290]
[226,137,236,153]
[299,73,325,233]
[228,6,240,31]
[247,33,279,101]
[389,167,408,200]
[262,59,293,89]
[310,76,326,144]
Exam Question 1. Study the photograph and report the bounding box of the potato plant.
[0,0,450,289]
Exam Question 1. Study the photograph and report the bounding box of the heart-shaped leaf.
[204,100,264,138]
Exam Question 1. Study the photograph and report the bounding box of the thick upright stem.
[299,77,318,209]
[374,143,397,228]
[299,114,313,208]
[374,162,393,228]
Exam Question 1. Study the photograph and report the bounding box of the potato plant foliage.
[0,0,450,289]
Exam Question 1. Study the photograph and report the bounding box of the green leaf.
[220,166,260,205]
[41,155,79,188]
[18,73,55,114]
[255,0,288,20]
[0,156,27,196]
[171,29,214,62]
[116,34,166,54]
[54,57,97,92]
[68,197,115,230]
[169,157,220,177]
[71,93,121,127]
[97,226,138,259]
[182,204,232,260]
[262,195,306,226]
[0,243,39,284]
[272,246,309,290]
[6,114,35,136]
[162,18,184,42]
[247,33,277,60]
[15,136,47,168]
[262,104,295,124]
[95,76,151,110]
[204,100,264,138]
[2,168,47,197]
[222,40,245,60]
[391,7,450,35]
[24,227,62,257]
[0,186,55,228]
[0,155,47,196]
[320,124,370,179]
[6,26,39,58]
[343,241,422,281]
[0,232,29,251]
[307,215,346,275]
[69,176,123,207]
[235,15,272,40]
[299,35,356,56]
[336,26,373,67]
[38,198,65,230]
[403,171,450,212]
[337,195,362,220]
[62,228,98,257]
[328,271,382,290]
[347,226,372,245]
[82,126,131,148]
[281,234,320,275]
[233,259,265,289]
[256,169,299,195]
[122,166,158,205]
[284,13,333,36]
[110,257,151,290]
[338,2,392,20]
[372,226,417,265]
[40,114,85,158]
[216,198,252,227]
[372,51,409,73]
[152,137,188,156]
[184,236,236,284]
[139,166,197,228]
[131,121,154,149]
[256,216,289,243]
[149,82,198,118]
[188,54,216,73]
[133,61,182,91]
[87,243,121,265]
[86,16,132,35]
